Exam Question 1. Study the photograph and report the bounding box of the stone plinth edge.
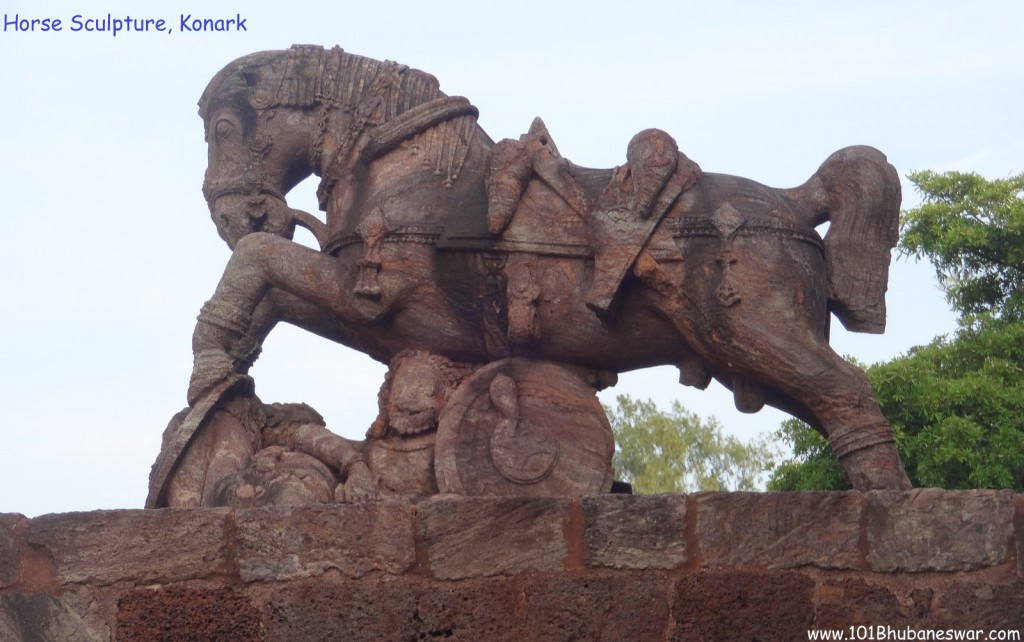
[1,490,1022,640]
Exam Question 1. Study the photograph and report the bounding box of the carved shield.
[434,358,615,496]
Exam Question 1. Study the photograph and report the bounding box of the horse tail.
[787,146,901,334]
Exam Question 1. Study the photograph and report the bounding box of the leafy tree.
[769,170,1024,491]
[900,170,1024,323]
[608,395,778,493]
[871,322,1024,489]
[768,418,848,491]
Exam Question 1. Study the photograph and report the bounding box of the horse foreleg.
[189,232,350,404]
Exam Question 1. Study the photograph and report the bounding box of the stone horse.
[147,45,911,508]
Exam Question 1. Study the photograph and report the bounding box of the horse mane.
[197,45,445,124]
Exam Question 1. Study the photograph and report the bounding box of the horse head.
[198,48,323,249]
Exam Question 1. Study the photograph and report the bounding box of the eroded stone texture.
[2,497,1024,637]
[583,494,688,569]
[256,576,521,642]
[0,514,24,589]
[1,589,114,642]
[419,496,568,579]
[1016,494,1024,580]
[406,578,521,641]
[521,572,669,641]
[814,579,931,628]
[866,489,1015,572]
[259,578,416,641]
[696,491,863,569]
[27,509,230,585]
[234,503,415,581]
[671,571,815,641]
[434,359,615,496]
[117,587,261,642]
[931,581,1024,628]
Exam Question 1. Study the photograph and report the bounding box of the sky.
[1,1,1021,517]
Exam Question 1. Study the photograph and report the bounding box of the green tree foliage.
[768,419,848,491]
[871,322,1024,489]
[770,170,1024,491]
[608,395,778,493]
[901,170,1024,323]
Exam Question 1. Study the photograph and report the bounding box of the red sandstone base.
[2,490,1022,640]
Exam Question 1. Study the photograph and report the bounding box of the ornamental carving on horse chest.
[146,45,910,509]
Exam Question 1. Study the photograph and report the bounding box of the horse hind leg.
[803,356,910,491]
[740,335,911,491]
[678,264,911,492]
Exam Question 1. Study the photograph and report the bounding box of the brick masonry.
[1,490,1022,639]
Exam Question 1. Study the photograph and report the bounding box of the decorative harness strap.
[363,96,478,164]
[316,95,479,210]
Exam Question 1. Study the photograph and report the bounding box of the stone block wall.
[1,490,1022,640]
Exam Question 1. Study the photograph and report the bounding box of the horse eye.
[214,119,234,142]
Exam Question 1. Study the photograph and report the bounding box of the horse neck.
[310,50,494,217]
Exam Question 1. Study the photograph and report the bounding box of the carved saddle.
[439,118,701,317]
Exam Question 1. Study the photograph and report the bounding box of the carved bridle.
[199,45,476,249]
[201,106,329,245]
[201,119,286,216]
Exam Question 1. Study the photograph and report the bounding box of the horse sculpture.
[147,45,911,508]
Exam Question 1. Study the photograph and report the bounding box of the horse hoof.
[843,443,912,491]
[850,468,912,492]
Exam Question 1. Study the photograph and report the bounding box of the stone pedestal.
[2,490,1022,640]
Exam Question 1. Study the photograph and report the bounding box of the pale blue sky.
[1,1,1021,516]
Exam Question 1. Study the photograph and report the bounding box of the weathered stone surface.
[235,503,415,581]
[1,588,115,642]
[0,514,24,589]
[117,586,261,642]
[256,581,411,638]
[671,571,815,641]
[522,572,669,641]
[583,494,687,569]
[435,360,615,497]
[404,578,521,641]
[696,491,863,569]
[27,508,230,585]
[932,580,1024,628]
[866,489,1015,572]
[814,578,932,627]
[5,495,1024,637]
[259,577,416,641]
[1017,494,1024,580]
[418,496,569,579]
[257,576,520,642]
